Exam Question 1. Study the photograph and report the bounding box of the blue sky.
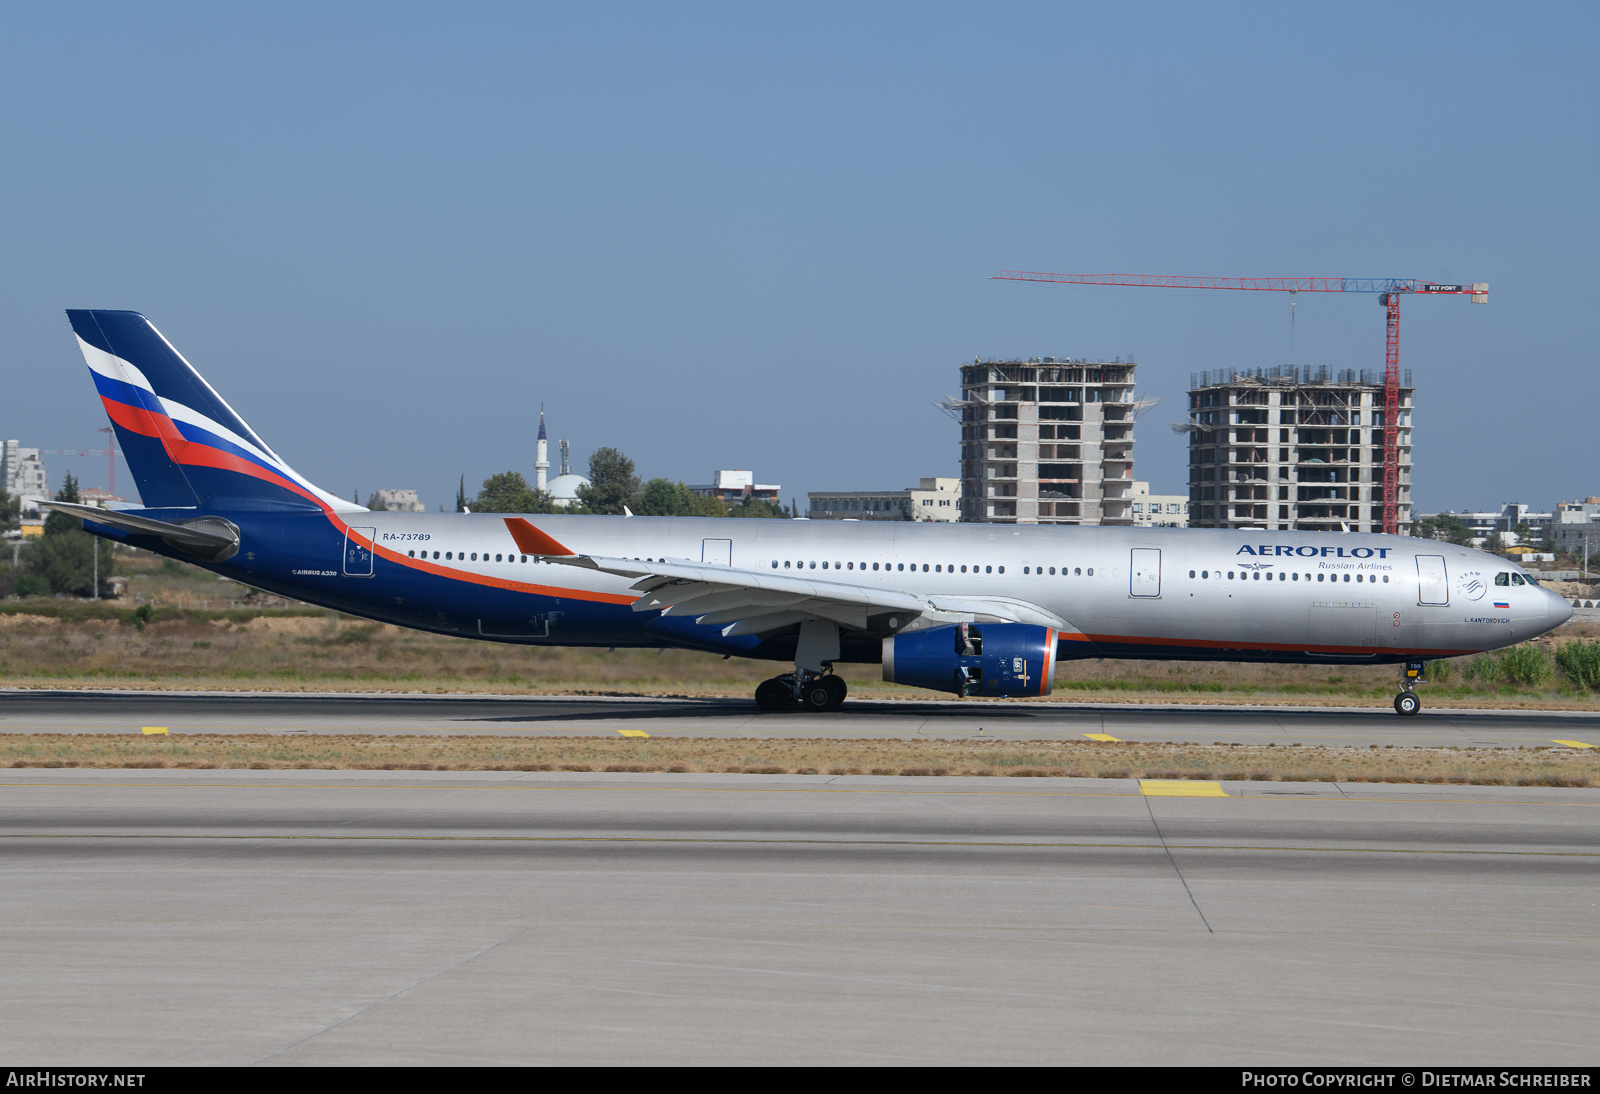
[2,2,1594,513]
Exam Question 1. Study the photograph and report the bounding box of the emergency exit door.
[344,526,376,576]
[1130,548,1161,597]
[702,539,732,566]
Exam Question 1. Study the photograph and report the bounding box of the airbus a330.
[46,310,1571,716]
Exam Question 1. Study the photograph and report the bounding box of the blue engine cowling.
[881,623,1059,698]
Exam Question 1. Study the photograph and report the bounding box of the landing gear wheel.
[820,675,847,711]
[755,678,791,712]
[801,677,835,712]
[1394,692,1421,716]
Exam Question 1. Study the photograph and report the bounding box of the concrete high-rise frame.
[956,357,1137,525]
[1185,366,1413,534]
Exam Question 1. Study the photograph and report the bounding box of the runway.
[2,689,1599,749]
[1,768,1596,1064]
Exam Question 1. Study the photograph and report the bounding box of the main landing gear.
[754,620,849,713]
[755,672,847,713]
[1393,659,1425,716]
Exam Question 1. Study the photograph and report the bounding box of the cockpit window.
[1510,573,1526,586]
[1523,574,1541,585]
[1495,573,1510,586]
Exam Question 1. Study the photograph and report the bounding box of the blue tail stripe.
[88,369,167,416]
[168,419,287,479]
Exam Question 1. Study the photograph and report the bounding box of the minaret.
[535,406,549,492]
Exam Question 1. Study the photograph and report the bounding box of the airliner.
[46,310,1571,716]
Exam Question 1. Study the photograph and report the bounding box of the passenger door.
[702,538,733,567]
[1415,555,1448,605]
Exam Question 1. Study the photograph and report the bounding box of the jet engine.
[881,622,1058,698]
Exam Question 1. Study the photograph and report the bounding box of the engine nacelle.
[882,622,1059,698]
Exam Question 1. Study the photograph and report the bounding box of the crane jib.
[995,268,1488,537]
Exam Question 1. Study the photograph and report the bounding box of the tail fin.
[66,310,362,512]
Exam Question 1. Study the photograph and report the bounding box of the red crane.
[39,434,118,496]
[990,271,1488,534]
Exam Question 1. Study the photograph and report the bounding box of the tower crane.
[990,271,1488,535]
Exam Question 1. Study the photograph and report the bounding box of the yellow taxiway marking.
[140,727,169,736]
[1551,740,1595,749]
[618,730,650,738]
[1082,733,1120,742]
[1140,779,1229,798]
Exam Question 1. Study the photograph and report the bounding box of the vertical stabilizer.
[66,310,363,512]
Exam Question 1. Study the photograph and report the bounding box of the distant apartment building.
[1129,482,1188,528]
[1416,503,1554,547]
[367,488,426,512]
[77,487,126,509]
[1552,499,1600,555]
[2,440,47,500]
[808,478,961,522]
[688,470,781,505]
[1186,366,1413,534]
[957,357,1138,524]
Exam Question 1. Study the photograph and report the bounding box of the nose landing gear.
[1393,659,1425,716]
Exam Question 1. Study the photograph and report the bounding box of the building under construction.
[956,357,1139,524]
[1185,366,1413,534]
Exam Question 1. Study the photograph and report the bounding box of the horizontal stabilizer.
[41,501,239,561]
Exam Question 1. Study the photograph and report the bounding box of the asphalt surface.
[1,769,1596,1064]
[2,689,1599,748]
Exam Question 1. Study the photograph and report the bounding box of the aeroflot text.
[1237,546,1393,559]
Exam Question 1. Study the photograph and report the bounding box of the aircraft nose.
[1547,589,1574,628]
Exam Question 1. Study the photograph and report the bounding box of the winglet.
[504,517,576,557]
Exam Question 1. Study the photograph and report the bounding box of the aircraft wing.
[504,518,1075,638]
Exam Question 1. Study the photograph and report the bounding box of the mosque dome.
[547,473,590,508]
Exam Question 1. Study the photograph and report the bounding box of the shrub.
[1499,646,1551,687]
[1462,654,1500,684]
[1555,640,1600,690]
[1426,659,1453,683]
[14,573,49,597]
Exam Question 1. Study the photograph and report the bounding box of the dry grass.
[3,733,1595,787]
[1,602,1598,710]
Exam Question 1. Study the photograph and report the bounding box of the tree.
[1412,513,1474,546]
[729,497,790,519]
[633,479,727,517]
[0,484,18,533]
[472,471,556,514]
[455,475,468,513]
[575,447,640,515]
[1483,533,1508,554]
[635,478,693,516]
[23,472,114,597]
[687,491,729,518]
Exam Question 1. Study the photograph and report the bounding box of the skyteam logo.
[1237,544,1391,559]
[1457,570,1487,601]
